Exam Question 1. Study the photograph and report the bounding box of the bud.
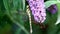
[47,4,57,14]
[27,0,46,23]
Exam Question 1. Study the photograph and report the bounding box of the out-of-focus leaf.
[13,0,25,11]
[50,0,57,1]
[3,0,9,10]
[55,3,60,24]
[22,0,25,11]
[0,0,5,18]
[15,28,21,34]
[3,0,12,17]
[13,0,19,9]
[45,1,59,8]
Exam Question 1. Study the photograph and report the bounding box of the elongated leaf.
[45,1,60,8]
[3,0,9,10]
[13,0,25,11]
[22,0,25,11]
[55,3,60,24]
[13,0,19,9]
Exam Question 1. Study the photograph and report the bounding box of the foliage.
[0,0,60,34]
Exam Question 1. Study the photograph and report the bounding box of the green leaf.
[13,0,25,11]
[55,3,60,25]
[50,0,57,1]
[45,1,59,8]
[15,28,21,34]
[3,0,11,15]
[3,0,9,10]
[22,0,25,11]
[13,0,19,9]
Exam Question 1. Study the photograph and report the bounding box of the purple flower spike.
[27,0,46,23]
[47,4,57,14]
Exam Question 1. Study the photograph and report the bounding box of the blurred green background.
[0,0,60,34]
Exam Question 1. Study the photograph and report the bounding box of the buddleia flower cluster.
[27,0,46,23]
